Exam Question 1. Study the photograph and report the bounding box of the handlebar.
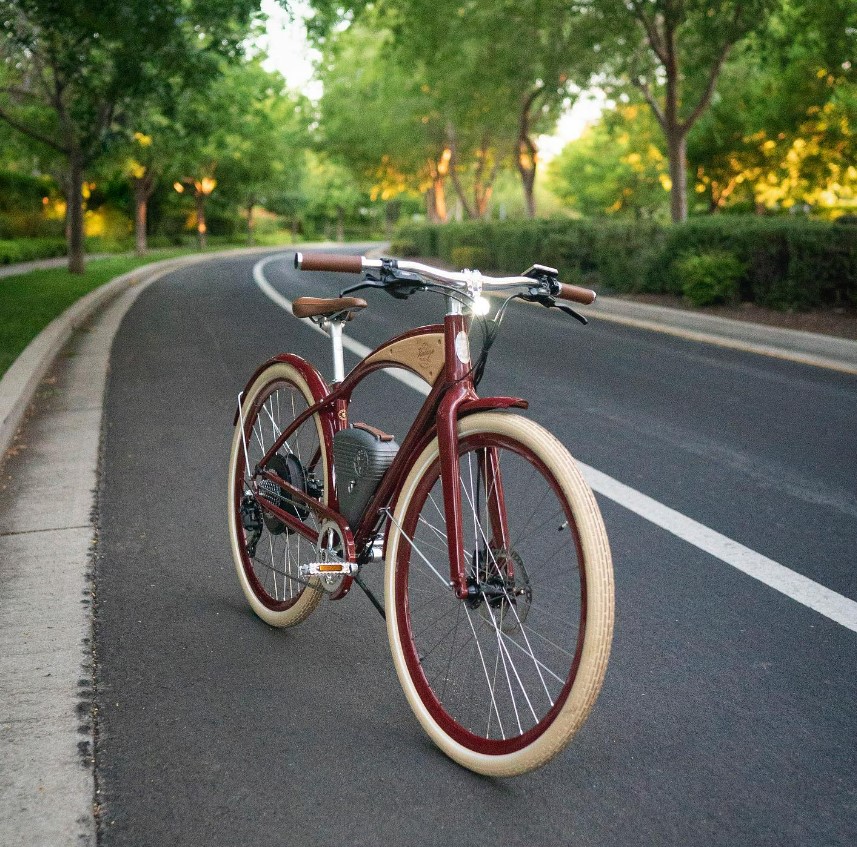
[294,251,597,306]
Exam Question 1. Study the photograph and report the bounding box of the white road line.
[253,253,857,635]
[579,464,857,633]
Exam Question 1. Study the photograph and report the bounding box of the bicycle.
[228,251,614,777]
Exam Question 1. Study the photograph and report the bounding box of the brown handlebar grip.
[294,252,364,274]
[556,282,597,305]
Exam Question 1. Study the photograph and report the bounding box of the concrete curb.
[588,296,857,376]
[0,244,330,465]
[0,253,199,463]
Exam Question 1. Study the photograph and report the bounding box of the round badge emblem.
[454,331,470,364]
[354,448,369,477]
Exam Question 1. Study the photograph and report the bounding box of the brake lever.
[521,292,588,325]
[340,279,387,297]
[341,270,427,300]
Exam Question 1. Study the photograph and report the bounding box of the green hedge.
[392,216,857,310]
[0,238,68,265]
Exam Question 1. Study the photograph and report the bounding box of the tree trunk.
[434,176,448,222]
[425,180,449,223]
[246,199,255,246]
[516,142,537,219]
[475,147,500,218]
[516,88,543,220]
[336,206,345,242]
[446,126,475,219]
[134,183,148,255]
[425,155,449,223]
[667,131,688,223]
[195,193,207,249]
[384,201,400,237]
[449,170,475,218]
[67,151,85,274]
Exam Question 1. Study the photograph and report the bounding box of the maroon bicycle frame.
[237,312,527,600]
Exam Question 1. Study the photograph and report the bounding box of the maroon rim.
[233,377,323,612]
[395,431,588,756]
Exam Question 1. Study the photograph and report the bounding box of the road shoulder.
[0,283,155,845]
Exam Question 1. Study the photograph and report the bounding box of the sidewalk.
[0,254,109,279]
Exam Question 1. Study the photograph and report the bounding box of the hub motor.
[257,453,311,534]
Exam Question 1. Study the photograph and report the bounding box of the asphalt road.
[94,250,857,846]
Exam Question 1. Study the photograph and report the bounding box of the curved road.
[94,250,857,845]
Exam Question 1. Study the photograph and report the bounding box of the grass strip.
[0,250,190,378]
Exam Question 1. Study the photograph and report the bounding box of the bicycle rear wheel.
[385,412,613,776]
[228,361,328,627]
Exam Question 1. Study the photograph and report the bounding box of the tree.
[317,20,451,220]
[301,151,366,240]
[0,0,263,271]
[309,0,600,218]
[547,104,670,217]
[688,0,857,215]
[593,0,775,221]
[208,64,311,244]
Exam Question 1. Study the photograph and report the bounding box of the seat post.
[327,320,345,382]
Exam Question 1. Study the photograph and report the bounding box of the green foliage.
[0,238,67,265]
[0,251,186,376]
[688,0,857,216]
[676,253,744,306]
[648,217,857,308]
[546,105,669,218]
[314,0,603,216]
[450,246,492,270]
[395,216,857,309]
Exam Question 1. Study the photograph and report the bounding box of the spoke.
[481,591,535,729]
[441,601,464,702]
[428,491,446,525]
[510,623,575,668]
[494,583,554,706]
[291,391,302,463]
[512,506,568,549]
[284,534,294,599]
[487,637,502,737]
[506,467,552,541]
[413,601,466,640]
[251,554,322,594]
[463,446,567,714]
[462,604,505,740]
[417,608,475,666]
[417,514,448,543]
[267,533,279,600]
[388,511,452,590]
[466,452,479,565]
[253,417,267,453]
[261,400,282,442]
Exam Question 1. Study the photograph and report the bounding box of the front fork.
[436,314,512,599]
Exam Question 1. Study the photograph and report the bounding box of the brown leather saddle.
[292,297,368,321]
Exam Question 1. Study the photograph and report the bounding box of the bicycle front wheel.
[385,412,614,777]
[228,361,329,627]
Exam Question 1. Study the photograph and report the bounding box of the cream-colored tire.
[385,413,613,777]
[228,362,327,627]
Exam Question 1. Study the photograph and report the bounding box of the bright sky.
[258,0,603,161]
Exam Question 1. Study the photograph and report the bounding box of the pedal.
[298,561,359,579]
